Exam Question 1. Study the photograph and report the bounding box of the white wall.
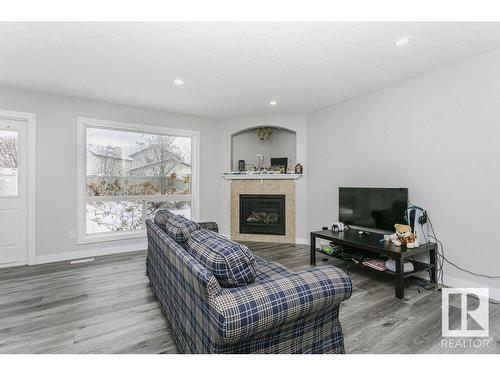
[231,128,297,171]
[307,49,500,298]
[4,48,500,298]
[220,115,308,242]
[0,86,222,262]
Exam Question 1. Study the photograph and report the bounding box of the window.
[78,118,199,243]
[0,130,18,197]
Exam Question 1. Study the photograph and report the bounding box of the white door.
[0,118,28,265]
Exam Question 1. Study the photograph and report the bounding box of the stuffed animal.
[389,223,420,248]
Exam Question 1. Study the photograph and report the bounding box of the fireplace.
[239,194,286,235]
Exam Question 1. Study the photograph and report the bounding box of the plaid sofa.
[146,216,352,354]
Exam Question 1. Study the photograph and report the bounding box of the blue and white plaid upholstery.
[198,221,219,233]
[187,229,257,287]
[153,209,174,228]
[146,218,352,353]
[164,214,201,245]
[254,255,293,282]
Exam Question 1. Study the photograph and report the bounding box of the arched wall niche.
[230,126,297,171]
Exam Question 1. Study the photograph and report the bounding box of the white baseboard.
[32,235,306,266]
[31,237,500,303]
[34,241,147,265]
[223,233,308,245]
[443,274,500,302]
[0,261,27,269]
[295,237,309,245]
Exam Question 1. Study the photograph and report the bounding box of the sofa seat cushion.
[187,230,257,287]
[253,255,294,283]
[153,209,174,228]
[164,214,201,245]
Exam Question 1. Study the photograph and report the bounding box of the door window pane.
[0,130,18,197]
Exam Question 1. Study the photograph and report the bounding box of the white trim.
[192,130,200,221]
[78,117,201,139]
[70,257,95,264]
[295,237,309,245]
[77,117,200,244]
[86,194,193,202]
[77,118,86,244]
[35,240,147,265]
[78,229,146,245]
[0,261,27,269]
[225,233,308,246]
[222,173,302,180]
[443,274,500,303]
[0,109,36,266]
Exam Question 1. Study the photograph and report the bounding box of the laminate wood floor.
[0,242,498,354]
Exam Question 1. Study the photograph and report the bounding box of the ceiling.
[1,22,500,119]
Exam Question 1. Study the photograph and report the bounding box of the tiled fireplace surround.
[230,179,296,244]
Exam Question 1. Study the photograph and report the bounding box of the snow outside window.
[78,119,199,243]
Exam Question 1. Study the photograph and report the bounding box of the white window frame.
[77,117,200,244]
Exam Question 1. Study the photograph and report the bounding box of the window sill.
[77,230,146,245]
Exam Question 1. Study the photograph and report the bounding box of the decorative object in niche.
[256,154,265,170]
[238,160,246,172]
[295,163,303,174]
[257,127,272,141]
[271,157,288,170]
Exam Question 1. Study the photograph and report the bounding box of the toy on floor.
[388,223,420,248]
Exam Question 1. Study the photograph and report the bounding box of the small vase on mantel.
[294,163,303,174]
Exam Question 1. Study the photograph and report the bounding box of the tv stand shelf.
[310,229,438,299]
[315,248,435,279]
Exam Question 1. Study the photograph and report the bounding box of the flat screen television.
[339,187,408,232]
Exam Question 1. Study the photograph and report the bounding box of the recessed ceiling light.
[395,37,409,47]
[173,79,184,86]
[269,100,277,106]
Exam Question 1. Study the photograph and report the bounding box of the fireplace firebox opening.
[239,194,286,235]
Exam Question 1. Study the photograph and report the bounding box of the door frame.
[0,109,36,266]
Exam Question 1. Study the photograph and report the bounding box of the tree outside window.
[85,126,193,235]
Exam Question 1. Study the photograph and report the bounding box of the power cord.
[427,216,500,279]
[424,214,500,305]
[430,235,500,279]
[408,202,499,303]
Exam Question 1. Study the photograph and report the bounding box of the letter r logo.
[442,288,489,337]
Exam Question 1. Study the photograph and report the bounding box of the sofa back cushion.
[187,229,257,287]
[164,214,202,245]
[154,209,174,228]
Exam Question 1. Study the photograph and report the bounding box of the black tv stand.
[310,229,437,299]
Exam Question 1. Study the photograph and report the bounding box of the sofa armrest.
[198,221,219,233]
[209,266,352,344]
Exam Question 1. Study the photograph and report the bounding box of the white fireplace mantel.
[222,173,302,180]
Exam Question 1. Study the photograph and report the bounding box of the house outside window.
[77,118,200,244]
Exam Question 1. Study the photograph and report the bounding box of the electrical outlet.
[69,230,77,239]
